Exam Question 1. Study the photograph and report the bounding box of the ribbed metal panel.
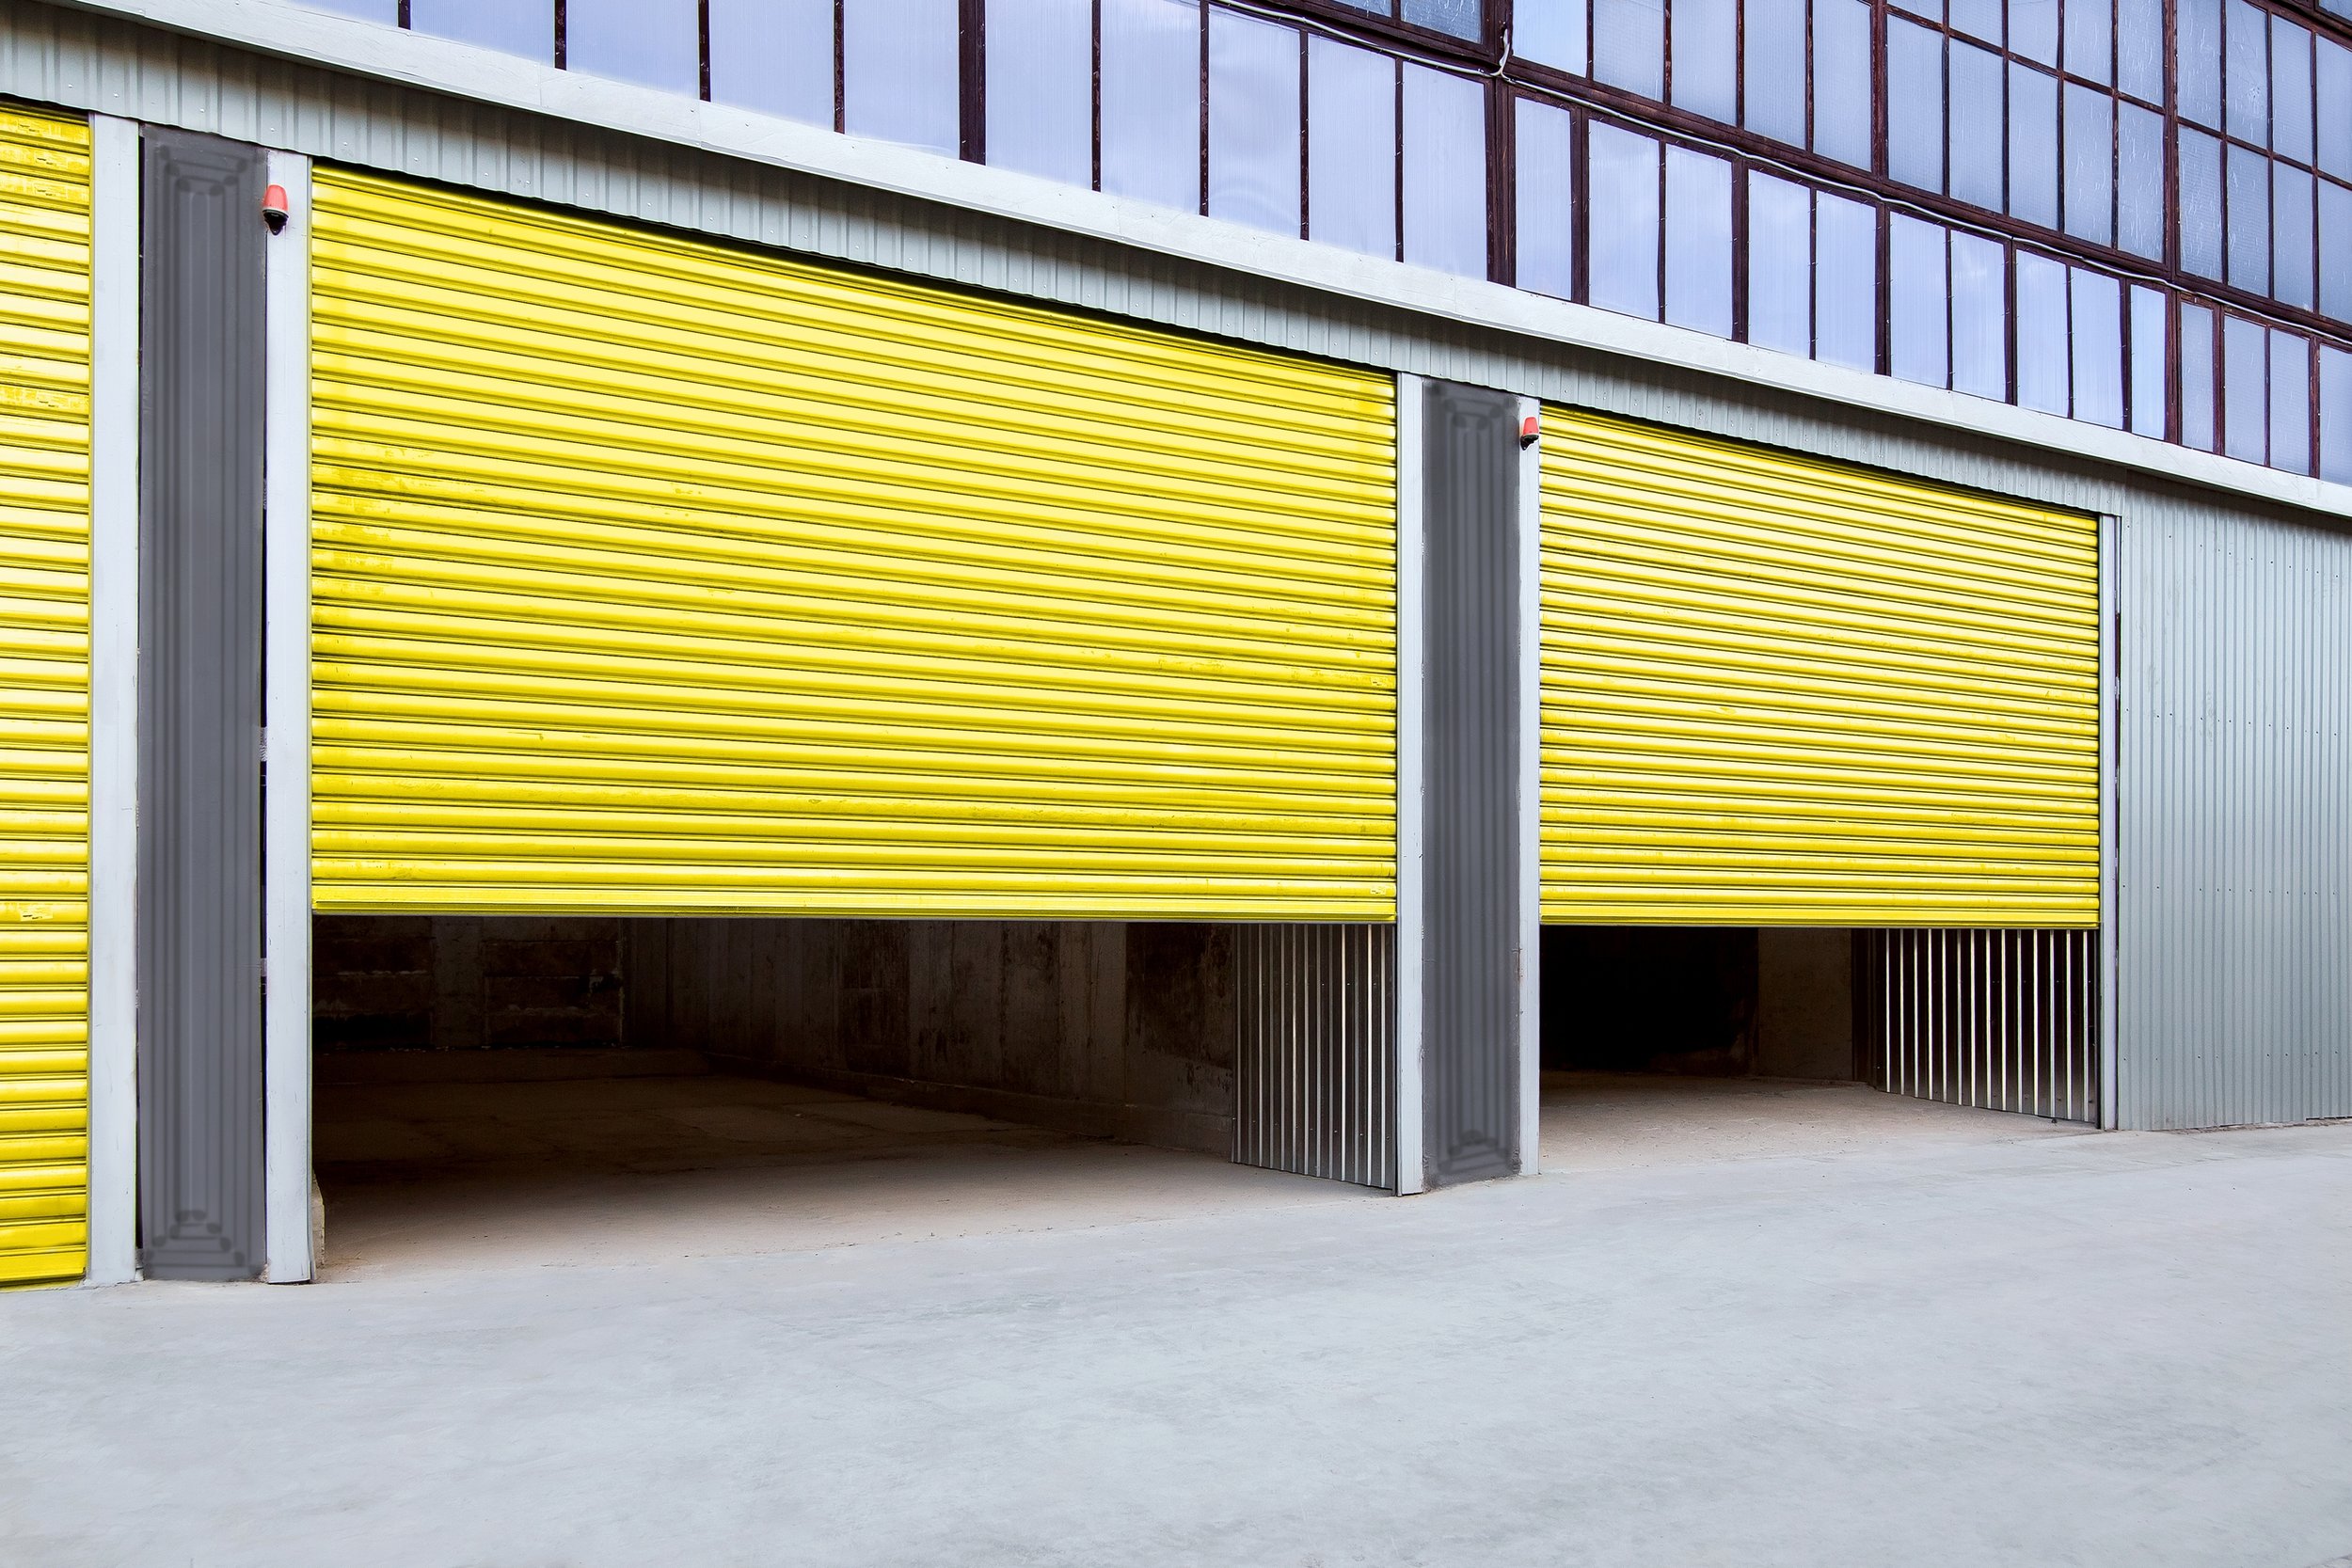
[0,103,89,1288]
[2119,502,2352,1130]
[1539,407,2104,927]
[1860,928,2101,1123]
[309,169,1397,919]
[1232,923,1395,1190]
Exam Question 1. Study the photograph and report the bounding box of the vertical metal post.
[1393,373,1426,1194]
[1515,394,1542,1177]
[2097,511,2122,1130]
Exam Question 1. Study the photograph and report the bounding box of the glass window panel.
[1103,0,1202,212]
[2225,0,2269,147]
[1746,172,1812,356]
[1898,0,1945,21]
[1812,0,1875,168]
[1595,0,1666,99]
[2128,284,2167,437]
[2117,103,2165,258]
[2275,166,2315,309]
[1517,0,1589,73]
[1516,97,1578,298]
[710,0,834,125]
[1308,39,1396,259]
[2180,303,2218,450]
[2322,178,2352,319]
[2273,19,2314,165]
[1815,192,1878,372]
[2222,315,2267,461]
[2070,269,2123,428]
[2063,0,2111,85]
[1952,231,2008,400]
[409,0,552,59]
[1948,41,2005,211]
[2320,345,2352,483]
[298,0,397,21]
[2320,39,2352,180]
[1890,216,1950,388]
[1208,9,1302,235]
[987,0,1094,187]
[1743,0,1805,145]
[2177,0,2222,128]
[2007,65,2058,227]
[566,0,698,91]
[1664,146,1733,337]
[1888,22,1947,193]
[2227,144,2271,292]
[1674,0,1738,122]
[1402,0,1482,40]
[2015,252,2070,414]
[2179,128,2225,277]
[1402,64,1487,277]
[2009,0,2058,64]
[2062,84,2113,244]
[2118,0,2162,102]
[2270,329,2312,472]
[844,0,961,154]
[1587,121,1661,318]
[1950,0,2000,44]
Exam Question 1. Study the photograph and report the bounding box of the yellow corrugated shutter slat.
[0,105,90,1287]
[1540,407,2100,927]
[310,171,1397,919]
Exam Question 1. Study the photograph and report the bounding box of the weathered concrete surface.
[4,1092,2349,1568]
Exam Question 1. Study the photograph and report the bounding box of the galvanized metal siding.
[0,103,90,1288]
[1232,924,1395,1190]
[2119,501,2352,1130]
[1861,928,2102,1123]
[310,169,1396,919]
[1540,407,2104,927]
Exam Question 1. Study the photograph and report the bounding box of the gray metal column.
[137,129,266,1279]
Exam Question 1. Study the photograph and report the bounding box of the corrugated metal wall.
[1232,924,1395,1190]
[2119,502,2352,1130]
[1860,929,2102,1123]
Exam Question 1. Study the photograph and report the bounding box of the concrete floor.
[5,1071,2349,1567]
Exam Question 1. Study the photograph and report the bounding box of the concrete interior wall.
[1538,926,1860,1081]
[1756,929,1859,1081]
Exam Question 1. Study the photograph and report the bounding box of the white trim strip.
[2098,511,2122,1131]
[1392,373,1426,1196]
[1515,398,1543,1176]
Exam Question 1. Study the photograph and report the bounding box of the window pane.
[1516,98,1577,298]
[1949,41,2004,210]
[710,0,834,125]
[1308,38,1395,258]
[1889,215,1949,388]
[2070,269,2123,428]
[1950,0,2000,44]
[844,0,961,153]
[2225,0,2269,146]
[1402,0,1482,40]
[2270,331,2312,472]
[1815,192,1877,372]
[2178,0,2222,128]
[2274,19,2314,165]
[2128,285,2167,437]
[2223,315,2267,462]
[2180,303,2217,450]
[2015,252,2069,414]
[1743,0,1805,145]
[2118,0,2162,101]
[1403,64,1487,277]
[409,0,552,59]
[2117,103,2165,258]
[2321,345,2352,483]
[2275,166,2315,309]
[2321,40,2352,180]
[1674,0,1737,122]
[1812,0,1875,168]
[2227,144,2271,293]
[2062,85,2112,244]
[1746,172,1811,356]
[2179,129,2225,277]
[2063,0,2111,84]
[1587,122,1661,318]
[2008,66,2058,227]
[1888,22,1946,193]
[2010,0,2058,64]
[1664,146,1732,337]
[566,0,698,91]
[1103,0,1202,212]
[2323,179,2352,319]
[1208,9,1301,234]
[1595,0,1665,99]
[988,0,1094,186]
[1518,0,1588,73]
[1952,231,2008,400]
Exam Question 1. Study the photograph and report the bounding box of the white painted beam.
[1393,374,1426,1196]
[1515,397,1543,1177]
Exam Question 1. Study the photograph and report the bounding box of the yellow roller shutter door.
[1540,408,2100,927]
[310,171,1396,919]
[0,106,90,1286]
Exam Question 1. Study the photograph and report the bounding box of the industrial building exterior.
[0,0,2344,1288]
